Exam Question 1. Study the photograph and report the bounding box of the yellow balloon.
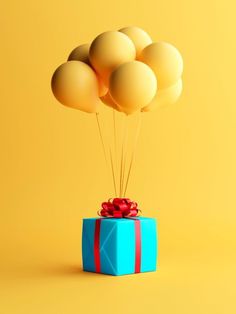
[139,42,183,89]
[89,31,136,85]
[109,61,157,115]
[119,26,152,58]
[68,43,90,64]
[100,92,122,112]
[142,79,182,112]
[51,61,100,113]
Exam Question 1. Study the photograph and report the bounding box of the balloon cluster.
[51,26,183,114]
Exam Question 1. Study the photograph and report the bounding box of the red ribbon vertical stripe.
[94,219,101,273]
[134,219,141,273]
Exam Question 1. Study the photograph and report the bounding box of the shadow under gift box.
[82,217,157,276]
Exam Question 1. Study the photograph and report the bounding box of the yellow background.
[1,0,236,313]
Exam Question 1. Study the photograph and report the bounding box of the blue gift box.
[82,217,157,276]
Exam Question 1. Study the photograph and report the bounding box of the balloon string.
[96,113,108,165]
[119,114,125,197]
[121,116,129,197]
[123,112,142,197]
[109,147,117,196]
[113,109,117,157]
[112,109,118,196]
[96,112,116,196]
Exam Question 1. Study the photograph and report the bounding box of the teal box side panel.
[100,219,118,275]
[82,219,96,272]
[140,218,157,272]
[116,220,136,275]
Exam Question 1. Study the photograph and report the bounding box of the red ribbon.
[94,219,101,273]
[134,219,141,273]
[94,198,141,274]
[98,198,140,218]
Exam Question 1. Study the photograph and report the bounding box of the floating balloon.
[109,61,157,115]
[119,26,152,58]
[142,79,182,112]
[100,92,121,112]
[68,43,90,64]
[139,42,183,89]
[89,31,136,85]
[51,61,100,113]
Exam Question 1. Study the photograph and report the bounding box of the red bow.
[98,198,140,218]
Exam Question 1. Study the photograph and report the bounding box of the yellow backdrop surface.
[0,1,236,313]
